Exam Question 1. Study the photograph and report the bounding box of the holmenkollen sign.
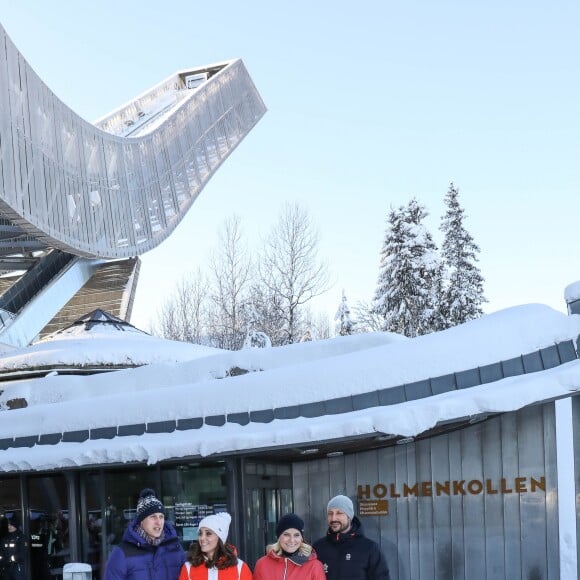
[357,476,546,516]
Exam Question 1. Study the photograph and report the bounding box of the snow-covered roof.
[0,304,579,472]
[565,281,580,304]
[0,309,221,377]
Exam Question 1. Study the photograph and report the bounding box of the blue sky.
[1,1,579,330]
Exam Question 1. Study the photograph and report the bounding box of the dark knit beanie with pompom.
[135,488,165,523]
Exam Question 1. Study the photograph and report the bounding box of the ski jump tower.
[0,24,266,346]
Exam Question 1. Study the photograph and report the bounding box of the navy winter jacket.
[313,517,390,580]
[104,519,185,580]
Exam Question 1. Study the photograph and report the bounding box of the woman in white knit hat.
[179,512,252,580]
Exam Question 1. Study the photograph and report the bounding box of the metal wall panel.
[573,396,580,579]
[294,404,558,580]
[500,412,522,579]
[481,413,504,579]
[519,406,550,577]
[543,404,559,578]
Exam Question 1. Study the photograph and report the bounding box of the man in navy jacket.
[104,488,185,580]
[313,495,390,580]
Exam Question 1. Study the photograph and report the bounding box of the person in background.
[30,516,51,580]
[0,513,27,580]
[179,512,252,580]
[313,495,390,580]
[104,488,185,580]
[253,513,325,580]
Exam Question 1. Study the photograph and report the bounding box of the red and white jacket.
[179,558,252,580]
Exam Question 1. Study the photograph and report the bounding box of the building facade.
[0,18,579,580]
[0,400,566,579]
[0,304,578,579]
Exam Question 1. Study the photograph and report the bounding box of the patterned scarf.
[135,524,165,546]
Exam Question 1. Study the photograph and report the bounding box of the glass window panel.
[28,474,69,578]
[245,488,263,563]
[102,467,157,561]
[81,470,103,579]
[161,462,227,549]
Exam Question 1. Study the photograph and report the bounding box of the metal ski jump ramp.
[0,23,265,346]
[0,23,266,259]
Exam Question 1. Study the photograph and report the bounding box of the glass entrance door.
[244,462,293,567]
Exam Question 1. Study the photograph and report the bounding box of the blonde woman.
[253,514,325,580]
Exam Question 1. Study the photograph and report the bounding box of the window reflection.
[82,471,103,578]
[0,478,26,577]
[161,462,227,549]
[0,462,236,577]
[28,474,69,579]
[102,467,157,561]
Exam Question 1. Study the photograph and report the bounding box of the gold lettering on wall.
[467,480,483,495]
[486,479,499,494]
[374,484,387,498]
[357,477,545,499]
[358,484,371,499]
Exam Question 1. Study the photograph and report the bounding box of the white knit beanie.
[198,512,231,543]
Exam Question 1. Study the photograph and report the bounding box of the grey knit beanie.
[327,495,354,519]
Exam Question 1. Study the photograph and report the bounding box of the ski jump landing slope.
[0,24,266,259]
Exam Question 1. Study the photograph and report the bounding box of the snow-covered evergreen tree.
[373,198,443,337]
[439,183,486,327]
[243,330,272,349]
[300,326,315,342]
[372,206,403,331]
[334,290,355,336]
[242,303,272,349]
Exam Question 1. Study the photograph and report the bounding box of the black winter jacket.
[0,529,27,579]
[313,517,390,580]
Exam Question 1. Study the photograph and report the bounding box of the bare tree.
[245,283,286,346]
[258,203,330,344]
[207,215,253,350]
[352,300,383,333]
[156,268,209,342]
[303,306,331,341]
[154,206,331,348]
[314,311,331,340]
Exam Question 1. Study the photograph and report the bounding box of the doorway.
[243,462,293,567]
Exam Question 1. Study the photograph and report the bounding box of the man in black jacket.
[313,495,390,580]
[0,514,27,580]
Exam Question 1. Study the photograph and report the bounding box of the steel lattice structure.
[0,24,265,347]
[0,24,266,259]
